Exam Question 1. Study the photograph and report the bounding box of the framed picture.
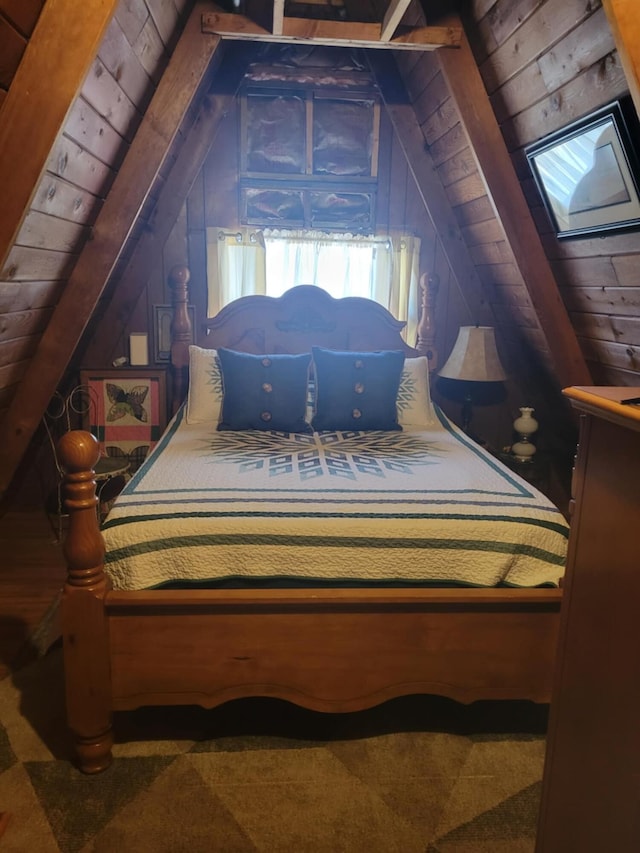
[525,99,640,239]
[80,368,167,473]
[153,304,195,362]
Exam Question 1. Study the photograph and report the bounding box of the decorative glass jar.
[511,406,538,462]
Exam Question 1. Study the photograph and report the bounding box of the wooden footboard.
[106,587,560,710]
[60,430,562,773]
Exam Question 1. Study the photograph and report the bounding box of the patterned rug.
[0,647,547,852]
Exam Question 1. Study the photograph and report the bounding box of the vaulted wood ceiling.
[0,0,638,500]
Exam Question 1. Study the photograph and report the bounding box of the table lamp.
[438,326,507,433]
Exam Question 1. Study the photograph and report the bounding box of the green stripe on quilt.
[105,534,566,567]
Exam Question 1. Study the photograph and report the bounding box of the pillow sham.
[311,347,405,432]
[217,348,312,433]
[397,356,435,427]
[186,346,223,424]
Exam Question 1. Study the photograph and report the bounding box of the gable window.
[206,228,421,345]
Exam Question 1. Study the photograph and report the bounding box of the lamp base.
[512,439,536,462]
[461,393,472,433]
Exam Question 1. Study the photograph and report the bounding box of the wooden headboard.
[168,266,439,414]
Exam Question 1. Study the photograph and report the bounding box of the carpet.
[0,647,547,852]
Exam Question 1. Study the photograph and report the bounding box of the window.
[263,230,387,300]
[207,228,422,345]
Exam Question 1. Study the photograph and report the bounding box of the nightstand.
[495,450,550,496]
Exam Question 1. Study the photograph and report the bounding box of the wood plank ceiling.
[0,0,637,499]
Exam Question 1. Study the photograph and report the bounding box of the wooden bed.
[59,268,563,773]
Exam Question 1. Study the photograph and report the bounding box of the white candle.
[129,333,149,366]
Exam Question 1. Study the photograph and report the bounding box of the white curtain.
[388,234,422,347]
[205,227,266,317]
[207,227,421,343]
[262,229,386,300]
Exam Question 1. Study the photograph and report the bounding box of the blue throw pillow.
[311,347,405,431]
[217,349,312,433]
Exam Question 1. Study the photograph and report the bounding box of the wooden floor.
[0,508,67,680]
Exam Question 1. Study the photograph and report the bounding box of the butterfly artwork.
[81,370,166,469]
[105,383,149,423]
[105,445,150,474]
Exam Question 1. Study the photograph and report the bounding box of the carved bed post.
[168,265,192,415]
[59,430,113,774]
[416,271,440,371]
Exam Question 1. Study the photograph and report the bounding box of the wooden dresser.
[536,387,640,852]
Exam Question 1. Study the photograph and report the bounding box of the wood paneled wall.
[0,0,193,505]
[391,46,565,451]
[464,0,639,386]
[0,0,193,423]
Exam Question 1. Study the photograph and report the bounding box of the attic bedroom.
[1,0,639,510]
[0,1,639,849]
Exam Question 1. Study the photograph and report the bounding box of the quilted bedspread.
[101,407,569,590]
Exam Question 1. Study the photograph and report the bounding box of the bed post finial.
[58,430,114,774]
[416,272,439,371]
[58,431,103,586]
[169,265,192,415]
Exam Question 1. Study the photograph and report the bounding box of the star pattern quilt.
[102,407,569,590]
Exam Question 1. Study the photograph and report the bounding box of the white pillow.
[186,346,224,424]
[397,356,434,427]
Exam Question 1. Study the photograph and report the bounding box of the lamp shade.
[438,326,507,382]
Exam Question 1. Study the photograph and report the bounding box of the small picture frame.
[154,304,195,362]
[80,368,167,473]
[526,99,640,240]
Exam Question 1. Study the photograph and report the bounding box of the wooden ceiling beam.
[202,8,461,51]
[0,3,223,497]
[0,0,119,272]
[437,20,592,388]
[380,0,412,40]
[602,0,640,118]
